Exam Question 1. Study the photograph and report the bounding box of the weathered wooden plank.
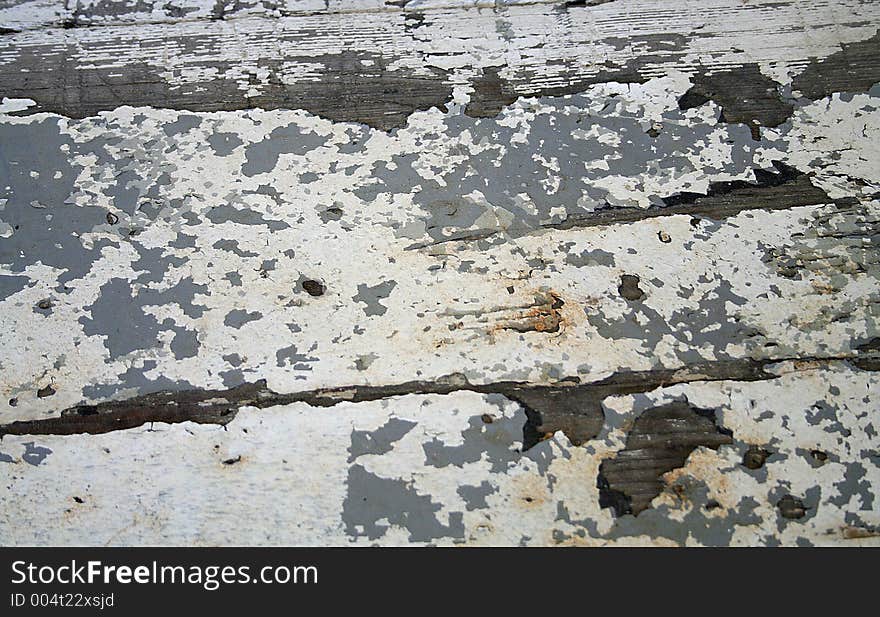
[1,362,877,545]
[1,0,878,548]
[1,1,878,128]
[8,350,878,445]
[1,76,877,426]
[0,0,597,32]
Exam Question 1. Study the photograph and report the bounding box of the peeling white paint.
[1,0,878,547]
[1,364,876,546]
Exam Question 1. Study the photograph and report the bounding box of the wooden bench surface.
[0,0,878,546]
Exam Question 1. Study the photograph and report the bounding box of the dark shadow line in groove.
[1,351,875,448]
[406,161,850,250]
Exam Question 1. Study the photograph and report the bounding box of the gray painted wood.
[1,0,878,546]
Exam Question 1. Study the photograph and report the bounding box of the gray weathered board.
[0,0,878,546]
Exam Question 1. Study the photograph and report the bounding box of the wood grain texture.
[0,1,573,32]
[1,1,878,127]
[598,400,734,516]
[1,0,878,546]
[2,363,878,545]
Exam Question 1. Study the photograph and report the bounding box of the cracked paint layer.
[1,363,877,545]
[1,0,879,547]
[1,73,877,422]
[1,2,879,125]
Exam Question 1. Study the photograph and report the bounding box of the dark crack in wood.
[572,161,831,226]
[408,161,835,249]
[2,351,875,446]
